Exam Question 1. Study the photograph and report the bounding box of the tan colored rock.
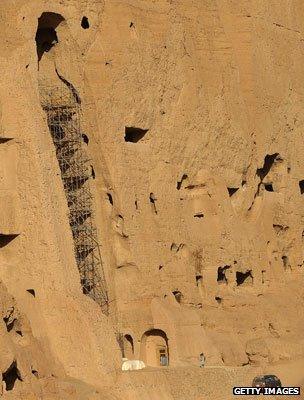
[0,0,304,398]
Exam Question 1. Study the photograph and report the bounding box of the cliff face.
[0,0,304,399]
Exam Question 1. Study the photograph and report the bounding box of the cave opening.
[217,265,230,284]
[256,153,279,180]
[227,187,239,197]
[236,270,253,286]
[172,290,183,303]
[2,361,22,391]
[264,183,274,192]
[81,16,90,29]
[35,12,65,62]
[124,127,149,143]
[0,234,19,248]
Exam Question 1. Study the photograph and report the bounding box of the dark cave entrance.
[35,12,65,62]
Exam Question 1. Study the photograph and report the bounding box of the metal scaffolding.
[40,86,109,315]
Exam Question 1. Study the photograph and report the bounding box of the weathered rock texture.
[0,0,304,399]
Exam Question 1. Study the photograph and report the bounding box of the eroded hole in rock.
[91,165,95,179]
[227,187,239,197]
[236,270,253,286]
[196,275,202,286]
[282,255,290,270]
[16,330,23,337]
[256,153,279,180]
[135,200,138,210]
[217,266,230,284]
[241,180,246,186]
[124,127,148,143]
[299,180,304,194]
[82,133,89,145]
[107,193,113,205]
[172,290,182,303]
[35,12,64,62]
[0,138,13,144]
[129,22,135,28]
[0,234,19,248]
[31,369,39,379]
[81,16,90,29]
[170,243,183,253]
[261,270,266,284]
[194,212,204,218]
[215,296,222,304]
[264,183,274,192]
[3,308,16,332]
[273,224,288,234]
[177,174,188,190]
[149,193,157,214]
[26,289,36,297]
[2,361,22,391]
[159,265,164,270]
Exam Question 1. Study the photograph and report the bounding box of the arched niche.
[140,329,169,367]
[123,334,134,359]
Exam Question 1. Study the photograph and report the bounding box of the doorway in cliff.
[140,329,169,367]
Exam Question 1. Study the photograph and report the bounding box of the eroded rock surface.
[0,0,304,399]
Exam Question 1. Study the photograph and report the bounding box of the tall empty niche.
[40,87,108,314]
[37,13,109,315]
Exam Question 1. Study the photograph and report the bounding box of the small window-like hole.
[107,193,113,205]
[194,212,204,218]
[172,290,182,303]
[215,296,222,304]
[26,289,36,297]
[16,330,23,337]
[177,174,188,190]
[124,127,148,143]
[196,275,202,286]
[3,317,16,332]
[217,266,230,284]
[256,153,279,180]
[149,193,157,214]
[0,138,13,144]
[236,270,253,286]
[299,180,304,194]
[159,265,163,270]
[31,369,39,378]
[81,16,90,29]
[227,187,239,197]
[91,165,95,179]
[282,255,290,270]
[0,234,19,248]
[82,133,89,145]
[264,183,274,192]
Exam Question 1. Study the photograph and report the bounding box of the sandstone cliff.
[0,1,303,399]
